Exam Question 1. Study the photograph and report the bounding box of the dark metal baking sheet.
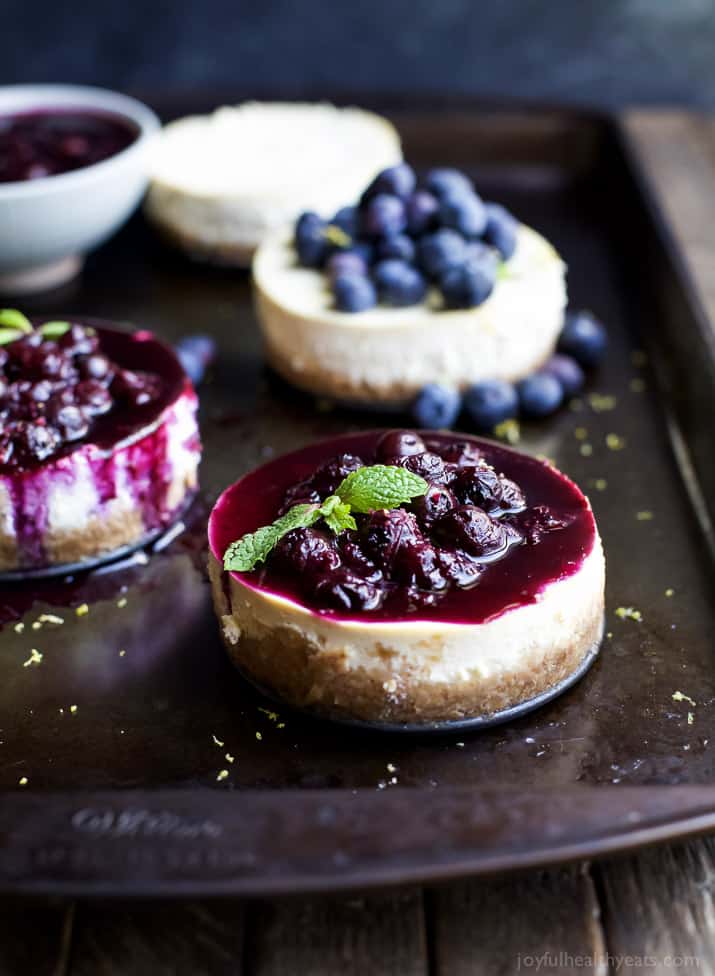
[1,102,714,896]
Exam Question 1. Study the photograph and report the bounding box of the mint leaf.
[336,464,428,513]
[319,496,357,534]
[0,309,32,333]
[223,503,320,572]
[40,320,71,339]
[0,328,25,346]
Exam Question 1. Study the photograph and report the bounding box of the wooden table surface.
[1,109,714,975]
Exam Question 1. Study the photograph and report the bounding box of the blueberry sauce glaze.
[0,109,138,184]
[209,430,597,625]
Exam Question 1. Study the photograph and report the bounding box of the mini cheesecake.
[146,103,402,266]
[254,222,566,405]
[208,430,604,725]
[0,320,200,573]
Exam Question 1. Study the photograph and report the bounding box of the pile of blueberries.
[294,162,516,312]
[413,308,608,429]
[0,324,162,468]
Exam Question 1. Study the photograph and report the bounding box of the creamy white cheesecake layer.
[217,535,604,689]
[254,223,567,402]
[146,103,402,255]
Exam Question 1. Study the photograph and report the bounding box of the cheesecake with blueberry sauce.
[209,429,604,725]
[254,163,567,405]
[0,313,200,572]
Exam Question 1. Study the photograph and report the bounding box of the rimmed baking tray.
[1,99,713,896]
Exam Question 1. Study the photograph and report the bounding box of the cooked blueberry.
[425,167,473,198]
[78,353,112,382]
[454,464,525,514]
[483,203,518,260]
[405,190,439,235]
[375,233,416,263]
[76,379,113,415]
[542,353,585,396]
[361,508,422,568]
[13,421,61,463]
[375,429,426,460]
[394,541,448,590]
[51,404,89,441]
[434,505,508,557]
[330,205,358,237]
[441,247,497,308]
[362,163,416,201]
[326,250,369,280]
[58,323,98,356]
[411,384,461,429]
[517,372,564,417]
[360,193,407,238]
[272,527,341,577]
[417,229,468,279]
[411,484,457,527]
[438,548,483,588]
[309,453,364,496]
[294,211,327,268]
[439,189,488,238]
[464,379,518,429]
[558,311,608,368]
[312,569,382,612]
[338,534,383,583]
[438,440,483,466]
[372,259,427,307]
[332,273,377,313]
[397,450,450,485]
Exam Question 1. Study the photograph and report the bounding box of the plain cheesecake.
[0,318,201,572]
[208,429,604,725]
[145,102,403,266]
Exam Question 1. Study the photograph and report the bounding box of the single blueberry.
[439,189,488,238]
[333,273,377,313]
[360,193,407,238]
[361,162,416,201]
[330,205,359,237]
[542,353,585,396]
[375,232,416,263]
[425,167,474,198]
[416,228,468,279]
[558,311,608,368]
[175,334,217,385]
[441,247,497,308]
[484,202,518,260]
[464,379,519,429]
[405,190,439,235]
[295,211,327,267]
[372,259,427,307]
[411,384,462,429]
[326,250,369,279]
[350,240,375,266]
[518,372,564,417]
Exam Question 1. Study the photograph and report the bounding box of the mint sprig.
[223,464,428,572]
[0,309,71,346]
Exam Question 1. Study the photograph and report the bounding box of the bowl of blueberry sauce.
[0,85,159,294]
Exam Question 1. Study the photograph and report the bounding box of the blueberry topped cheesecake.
[253,163,567,405]
[209,429,604,725]
[0,311,200,572]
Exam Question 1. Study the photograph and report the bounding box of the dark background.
[3,0,713,108]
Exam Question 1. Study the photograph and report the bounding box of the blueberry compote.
[0,323,181,474]
[0,109,138,183]
[210,430,597,624]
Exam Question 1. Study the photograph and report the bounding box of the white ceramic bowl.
[0,85,160,294]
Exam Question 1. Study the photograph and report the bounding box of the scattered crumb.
[569,398,583,412]
[591,478,608,491]
[615,606,642,622]
[665,588,674,598]
[22,649,43,668]
[18,777,28,787]
[258,707,279,722]
[631,350,647,367]
[673,690,696,707]
[31,621,42,631]
[69,704,78,714]
[216,769,229,782]
[630,377,646,393]
[456,742,465,748]
[386,763,397,773]
[13,623,24,634]
[606,433,626,451]
[579,443,593,457]
[212,734,225,747]
[225,753,235,764]
[688,712,695,725]
[574,427,588,440]
[606,632,613,639]
[493,418,520,445]
[256,732,263,741]
[636,510,654,521]
[75,604,89,617]
[588,393,617,412]
[118,649,126,657]
[38,613,63,625]
[116,597,128,608]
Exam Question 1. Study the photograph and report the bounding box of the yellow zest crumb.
[636,510,654,521]
[386,763,397,773]
[592,478,607,491]
[615,606,642,622]
[69,704,78,714]
[665,588,674,598]
[118,649,126,657]
[256,732,263,741]
[493,418,520,445]
[258,707,279,722]
[212,734,224,747]
[579,443,593,457]
[673,691,696,707]
[18,777,28,786]
[574,427,588,440]
[569,398,583,412]
[606,433,626,451]
[588,393,617,412]
[631,349,647,367]
[216,769,229,782]
[38,613,63,625]
[23,648,43,668]
[13,622,24,634]
[75,604,89,617]
[688,712,695,725]
[31,621,42,631]
[225,753,235,764]
[116,597,128,608]
[277,722,285,729]
[606,632,613,639]
[630,377,646,393]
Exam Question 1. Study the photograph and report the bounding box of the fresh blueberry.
[542,353,585,396]
[518,372,564,417]
[558,311,608,368]
[326,250,369,279]
[464,379,518,429]
[440,246,497,308]
[483,203,518,260]
[332,273,377,313]
[372,259,427,307]
[360,193,407,238]
[411,384,462,429]
[330,205,359,237]
[294,211,327,267]
[175,334,217,385]
[439,189,488,238]
[375,232,416,263]
[416,229,468,279]
[405,190,439,235]
[362,163,416,201]
[425,167,474,198]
